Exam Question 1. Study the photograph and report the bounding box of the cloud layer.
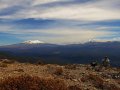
[0,0,120,21]
[0,0,120,45]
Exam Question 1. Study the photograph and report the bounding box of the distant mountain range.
[0,40,120,66]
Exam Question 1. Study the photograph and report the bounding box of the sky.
[0,0,120,45]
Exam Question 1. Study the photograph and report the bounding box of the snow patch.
[23,40,44,44]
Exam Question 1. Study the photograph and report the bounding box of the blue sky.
[0,0,120,45]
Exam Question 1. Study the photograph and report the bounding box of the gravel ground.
[0,61,120,90]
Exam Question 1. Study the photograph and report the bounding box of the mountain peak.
[23,40,44,44]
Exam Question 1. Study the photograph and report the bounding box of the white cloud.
[0,23,118,44]
[92,37,120,42]
[0,0,120,44]
[32,6,120,21]
[0,0,120,21]
[32,0,69,5]
[0,0,29,8]
[0,25,13,32]
[31,0,120,21]
[15,28,113,44]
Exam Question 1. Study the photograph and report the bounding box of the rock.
[72,79,78,82]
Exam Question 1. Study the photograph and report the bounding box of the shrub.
[2,59,15,64]
[0,63,7,67]
[35,60,44,65]
[0,74,68,90]
[54,66,64,75]
[88,74,104,88]
[65,64,77,70]
[107,84,120,90]
[117,80,120,84]
[47,65,64,75]
[81,76,88,82]
[14,69,24,72]
[68,85,82,90]
[88,74,120,90]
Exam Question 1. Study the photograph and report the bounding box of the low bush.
[54,66,64,75]
[2,59,15,64]
[88,74,104,88]
[47,65,64,75]
[88,74,120,90]
[35,60,45,65]
[81,76,88,82]
[68,85,82,90]
[0,74,68,90]
[0,63,7,67]
[14,69,24,72]
[65,64,77,70]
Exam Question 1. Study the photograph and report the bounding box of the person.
[90,61,98,69]
[102,56,110,67]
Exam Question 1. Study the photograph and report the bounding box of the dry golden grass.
[81,76,88,82]
[0,61,119,90]
[0,63,7,67]
[47,64,64,75]
[13,69,24,72]
[88,74,104,89]
[68,85,82,90]
[54,66,64,75]
[88,74,120,90]
[65,64,77,70]
[0,74,68,90]
[2,59,15,64]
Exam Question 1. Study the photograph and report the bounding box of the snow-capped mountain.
[23,40,44,44]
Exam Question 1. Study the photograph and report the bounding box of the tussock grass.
[54,66,64,75]
[2,59,15,64]
[0,63,7,67]
[0,74,68,90]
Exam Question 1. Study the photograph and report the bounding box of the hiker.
[90,61,98,69]
[102,56,110,67]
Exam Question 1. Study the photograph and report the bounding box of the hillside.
[0,59,120,90]
[0,41,120,66]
